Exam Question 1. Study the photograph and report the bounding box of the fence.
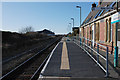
[73,37,109,77]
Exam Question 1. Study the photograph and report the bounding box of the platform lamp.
[76,6,81,28]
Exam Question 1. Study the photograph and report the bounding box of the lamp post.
[71,18,74,37]
[76,6,81,27]
[69,23,72,32]
[71,18,74,28]
[76,6,82,44]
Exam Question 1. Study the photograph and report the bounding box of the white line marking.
[39,42,60,79]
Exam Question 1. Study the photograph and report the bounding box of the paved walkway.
[38,38,108,80]
[73,38,119,78]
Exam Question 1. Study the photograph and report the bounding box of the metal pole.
[76,6,81,27]
[73,19,74,28]
[84,37,85,48]
[114,22,118,67]
[114,0,119,67]
[80,37,81,45]
[114,46,118,67]
[97,44,99,64]
[81,37,82,46]
[87,39,88,50]
[82,37,83,47]
[80,7,82,46]
[71,18,74,28]
[84,38,86,49]
[91,41,93,55]
[69,23,72,33]
[116,0,118,12]
[80,7,81,27]
[105,47,109,77]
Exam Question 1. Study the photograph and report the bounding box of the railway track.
[2,37,58,76]
[2,37,54,64]
[1,37,62,80]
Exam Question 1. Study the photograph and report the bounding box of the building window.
[105,19,109,42]
[109,18,112,42]
[87,27,89,39]
[106,18,112,42]
[98,22,100,41]
[90,26,92,40]
[84,27,85,38]
[96,22,100,41]
[106,19,109,41]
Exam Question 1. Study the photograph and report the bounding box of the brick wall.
[112,23,116,46]
[100,22,105,42]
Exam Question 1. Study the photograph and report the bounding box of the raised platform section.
[38,38,107,80]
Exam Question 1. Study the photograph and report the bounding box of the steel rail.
[2,37,53,63]
[0,37,61,80]
[30,41,60,80]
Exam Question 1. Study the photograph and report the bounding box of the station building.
[80,1,120,55]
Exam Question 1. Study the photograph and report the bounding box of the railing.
[73,37,109,77]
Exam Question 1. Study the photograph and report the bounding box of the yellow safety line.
[60,41,70,70]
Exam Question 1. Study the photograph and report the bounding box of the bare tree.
[19,26,34,34]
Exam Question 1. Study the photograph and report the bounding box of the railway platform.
[38,37,117,80]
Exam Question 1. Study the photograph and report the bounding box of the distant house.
[37,29,55,36]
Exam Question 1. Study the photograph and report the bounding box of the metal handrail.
[82,42,106,61]
[73,37,109,77]
[82,37,107,49]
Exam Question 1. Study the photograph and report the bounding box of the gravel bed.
[2,37,58,76]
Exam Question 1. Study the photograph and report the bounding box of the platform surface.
[39,38,105,79]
